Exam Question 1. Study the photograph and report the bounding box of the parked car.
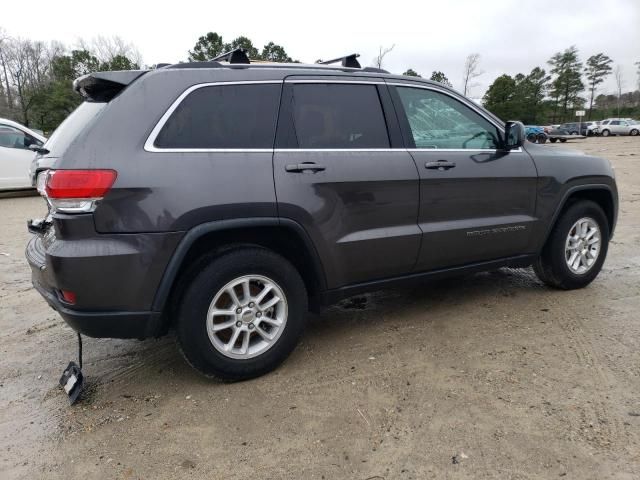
[26,51,618,380]
[599,119,640,136]
[0,118,46,191]
[558,122,595,136]
[545,126,572,143]
[525,125,547,143]
[583,121,600,136]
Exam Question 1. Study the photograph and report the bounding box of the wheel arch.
[151,218,327,331]
[543,184,617,248]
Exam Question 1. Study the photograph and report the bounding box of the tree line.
[0,31,141,132]
[1,27,638,133]
[482,46,640,124]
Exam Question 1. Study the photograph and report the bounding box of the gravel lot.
[1,137,639,479]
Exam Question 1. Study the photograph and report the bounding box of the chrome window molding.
[144,79,515,154]
[144,80,283,153]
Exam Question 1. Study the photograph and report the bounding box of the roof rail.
[319,54,361,68]
[211,48,251,64]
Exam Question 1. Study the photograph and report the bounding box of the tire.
[559,138,567,143]
[176,247,308,380]
[550,138,558,143]
[601,129,610,137]
[537,133,547,144]
[630,129,639,136]
[534,200,609,290]
[526,133,537,143]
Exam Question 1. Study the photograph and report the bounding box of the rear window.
[154,83,281,149]
[290,83,389,149]
[44,102,107,154]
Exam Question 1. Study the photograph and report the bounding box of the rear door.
[273,78,421,288]
[387,82,538,271]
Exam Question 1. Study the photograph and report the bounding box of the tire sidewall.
[177,248,307,380]
[548,201,610,288]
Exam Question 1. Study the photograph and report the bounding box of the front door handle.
[285,162,326,173]
[425,160,456,170]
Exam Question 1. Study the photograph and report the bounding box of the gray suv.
[26,51,618,380]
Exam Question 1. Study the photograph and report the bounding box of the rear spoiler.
[73,70,147,102]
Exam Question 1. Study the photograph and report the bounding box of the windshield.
[44,102,107,155]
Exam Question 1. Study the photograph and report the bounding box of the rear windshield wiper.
[29,145,50,155]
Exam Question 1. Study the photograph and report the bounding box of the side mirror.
[503,121,525,150]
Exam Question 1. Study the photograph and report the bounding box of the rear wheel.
[537,133,547,144]
[601,129,610,137]
[176,247,308,380]
[549,138,558,143]
[559,138,567,143]
[526,133,537,143]
[534,200,609,290]
[630,128,639,136]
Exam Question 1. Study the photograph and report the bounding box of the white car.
[0,118,47,191]
[599,118,640,137]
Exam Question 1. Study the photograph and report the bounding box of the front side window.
[396,87,500,149]
[289,83,390,149]
[0,125,41,150]
[155,83,281,149]
[610,121,620,125]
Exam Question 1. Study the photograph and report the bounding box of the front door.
[388,82,539,272]
[273,79,421,288]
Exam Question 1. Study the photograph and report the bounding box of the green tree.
[482,74,518,120]
[548,46,584,122]
[224,36,259,59]
[260,42,292,62]
[402,68,420,77]
[429,71,451,87]
[188,32,224,61]
[521,67,550,123]
[584,53,613,119]
[101,54,139,71]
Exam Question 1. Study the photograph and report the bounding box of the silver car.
[599,118,640,137]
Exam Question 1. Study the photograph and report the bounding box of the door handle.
[425,160,456,170]
[285,162,326,173]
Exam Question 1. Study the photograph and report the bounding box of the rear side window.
[289,83,389,149]
[154,83,281,149]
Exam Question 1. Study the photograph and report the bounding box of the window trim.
[144,78,518,154]
[279,80,393,150]
[144,80,283,153]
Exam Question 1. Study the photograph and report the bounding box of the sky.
[3,0,639,98]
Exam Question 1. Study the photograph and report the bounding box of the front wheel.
[534,200,609,290]
[176,247,308,380]
[630,128,639,136]
[601,129,610,137]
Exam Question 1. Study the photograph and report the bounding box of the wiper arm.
[29,145,50,155]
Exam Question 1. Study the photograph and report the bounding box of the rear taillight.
[39,169,117,213]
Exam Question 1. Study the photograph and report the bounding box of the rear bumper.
[32,277,161,339]
[25,225,179,339]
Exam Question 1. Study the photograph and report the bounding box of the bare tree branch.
[462,53,483,96]
[373,44,395,69]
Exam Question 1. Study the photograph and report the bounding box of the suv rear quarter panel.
[58,68,287,233]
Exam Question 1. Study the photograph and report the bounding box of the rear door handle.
[425,160,456,170]
[285,162,326,173]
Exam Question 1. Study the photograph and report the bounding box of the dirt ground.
[1,136,639,480]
